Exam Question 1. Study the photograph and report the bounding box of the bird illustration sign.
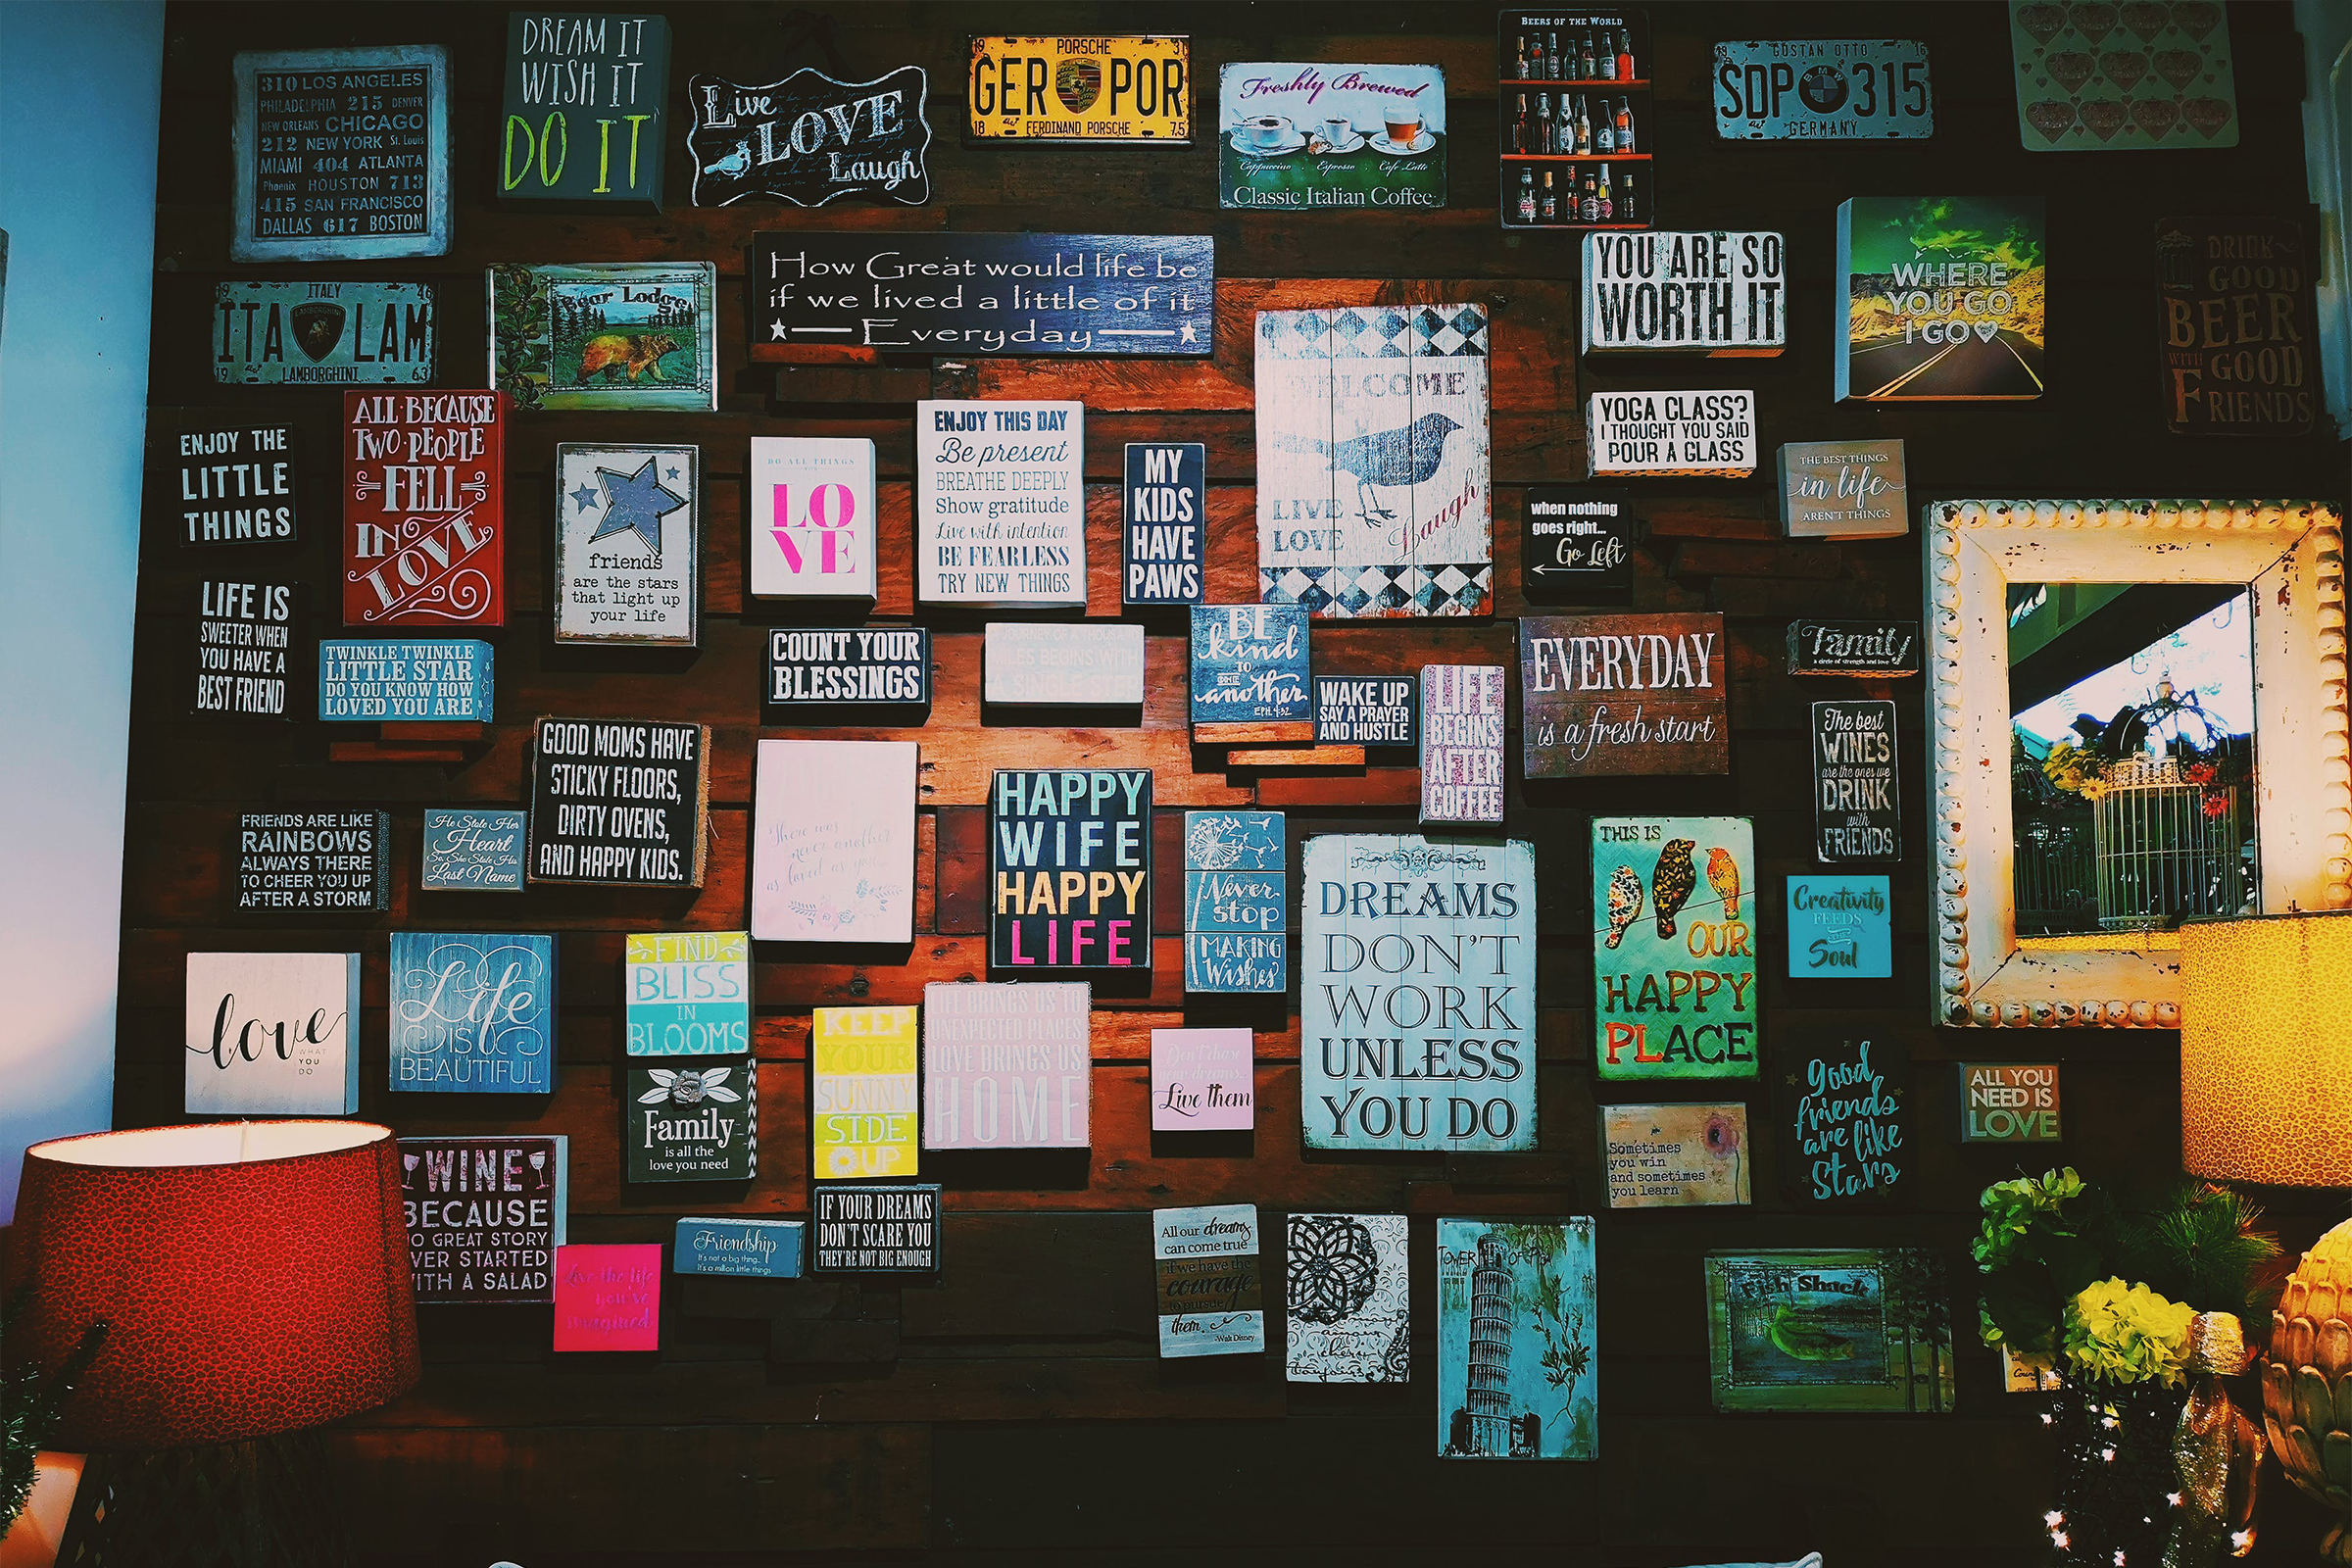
[1592,815,1757,1080]
[552,444,698,647]
[1255,304,1494,617]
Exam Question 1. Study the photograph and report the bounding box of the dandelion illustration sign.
[1438,1219,1598,1459]
[1255,304,1492,618]
[489,263,717,412]
[1592,815,1756,1080]
[1705,1250,1954,1412]
[1601,1103,1749,1208]
[1286,1213,1408,1383]
[1184,809,1287,995]
[1219,63,1446,212]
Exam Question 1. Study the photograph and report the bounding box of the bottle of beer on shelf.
[1617,28,1636,81]
[1589,96,1604,154]
[1540,170,1558,223]
[1516,168,1538,224]
[1546,30,1563,79]
[1528,31,1544,79]
[1536,92,1553,153]
[1597,32,1616,80]
[1577,94,1592,154]
[1557,97,1576,154]
[1581,167,1599,222]
[1596,164,1614,222]
[1618,169,1640,224]
[1616,96,1635,153]
[1514,32,1529,78]
[1510,93,1529,152]
[1579,28,1596,79]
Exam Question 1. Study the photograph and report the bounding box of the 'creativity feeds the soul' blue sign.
[1786,874,1890,979]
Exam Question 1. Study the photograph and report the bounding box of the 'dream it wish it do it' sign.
[527,717,710,889]
[400,1134,567,1304]
[420,809,526,893]
[1519,612,1727,779]
[342,391,506,629]
[231,47,451,262]
[1184,809,1287,995]
[1592,815,1756,1081]
[318,639,492,722]
[813,1185,941,1275]
[624,933,751,1057]
[923,981,1091,1151]
[173,424,299,546]
[812,1006,919,1181]
[1787,874,1891,979]
[1587,389,1757,478]
[1420,665,1506,825]
[214,281,436,387]
[500,14,670,209]
[1299,834,1538,1152]
[1960,1062,2061,1142]
[1155,1203,1264,1358]
[749,438,877,603]
[917,400,1086,608]
[389,933,556,1095]
[1580,231,1788,356]
[750,740,918,945]
[233,810,391,915]
[991,769,1153,969]
[1124,442,1207,605]
[191,579,297,721]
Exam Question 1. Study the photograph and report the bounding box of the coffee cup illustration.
[1383,107,1424,145]
[1321,115,1353,145]
[1246,114,1292,148]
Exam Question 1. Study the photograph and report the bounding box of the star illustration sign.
[586,458,690,556]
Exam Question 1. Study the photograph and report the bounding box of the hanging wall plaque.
[233,811,392,915]
[1959,1062,2062,1142]
[748,438,877,602]
[1601,1103,1750,1208]
[1705,1250,1953,1413]
[231,46,451,262]
[526,716,710,888]
[500,13,670,209]
[968,36,1191,142]
[812,1184,941,1275]
[1220,64,1446,212]
[1778,439,1907,539]
[751,234,1212,360]
[1184,809,1287,995]
[624,932,751,1057]
[1592,814,1756,1081]
[626,1058,757,1183]
[419,808,527,893]
[1711,40,1933,140]
[489,263,717,413]
[984,623,1147,707]
[1151,1028,1254,1131]
[191,578,297,721]
[1190,605,1311,738]
[400,1135,567,1304]
[1123,441,1207,605]
[922,980,1091,1151]
[990,768,1152,970]
[1256,304,1492,617]
[749,739,919,945]
[1496,10,1654,234]
[1580,231,1787,355]
[1519,612,1727,777]
[1776,1036,1910,1207]
[1520,487,1636,605]
[1299,834,1538,1152]
[2157,216,2320,436]
[1314,674,1417,749]
[342,390,506,629]
[1786,873,1892,979]
[1836,196,2044,402]
[184,952,362,1116]
[766,627,931,714]
[172,424,299,546]
[1438,1218,1599,1458]
[1810,700,1899,863]
[812,1005,920,1180]
[687,67,932,208]
[1154,1203,1264,1358]
[553,442,698,646]
[213,280,435,387]
[1586,389,1756,477]
[2008,0,2236,152]
[1420,664,1507,825]
[554,1245,661,1350]
[1786,619,1919,677]
[916,399,1086,607]
[389,932,556,1095]
[675,1217,803,1279]
[318,638,493,722]
[1286,1213,1408,1384]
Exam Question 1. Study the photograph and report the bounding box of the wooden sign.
[527,717,710,888]
[1285,1213,1408,1384]
[624,933,751,1056]
[922,981,1090,1151]
[1519,612,1726,778]
[753,233,1211,360]
[1706,1250,1954,1412]
[1154,1204,1264,1358]
[318,638,493,722]
[1960,1062,2062,1143]
[1712,40,1934,140]
[500,14,669,209]
[1123,442,1207,605]
[554,442,698,646]
[674,1217,803,1279]
[2009,0,2236,152]
[1586,389,1756,477]
[812,1005,920,1180]
[991,768,1152,969]
[1968,1061,2069,1152]
[1811,700,1899,863]
[1836,196,2043,401]
[173,424,299,546]
[1592,815,1756,1080]
[968,36,1191,142]
[626,1060,757,1183]
[1779,440,1906,539]
[191,578,297,721]
[400,1135,566,1304]
[1787,619,1919,677]
[916,400,1086,607]
[342,390,506,629]
[554,1244,661,1351]
[811,1184,941,1275]
[1151,1028,1254,1131]
[233,810,391,915]
[389,933,556,1094]
[2158,216,2320,436]
[1787,873,1891,979]
[1220,64,1447,212]
[749,740,918,944]
[489,263,717,413]
[687,68,931,208]
[1521,487,1636,604]
[984,623,1146,707]
[1601,1102,1750,1208]
[1314,674,1417,749]
[231,47,451,261]
[1438,1219,1598,1458]
[1420,664,1506,825]
[420,808,526,893]
[1581,231,1787,355]
[1190,605,1310,738]
[1184,809,1287,995]
[184,952,361,1115]
[749,438,877,602]
[1778,1037,1910,1206]
[213,280,435,387]
[1255,304,1492,617]
[1300,834,1538,1152]
[766,627,931,714]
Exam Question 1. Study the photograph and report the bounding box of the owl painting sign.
[1254,304,1493,617]
[1591,815,1757,1081]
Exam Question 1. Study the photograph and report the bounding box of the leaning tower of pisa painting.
[1438,1218,1598,1460]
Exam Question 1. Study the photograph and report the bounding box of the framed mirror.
[1926,499,2348,1027]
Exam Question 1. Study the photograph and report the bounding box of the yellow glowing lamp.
[2180,910,2352,1187]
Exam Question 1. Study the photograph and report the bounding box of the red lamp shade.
[3,1120,419,1450]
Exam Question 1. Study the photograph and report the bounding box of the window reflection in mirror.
[2007,582,2257,938]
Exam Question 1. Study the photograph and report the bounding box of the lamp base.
[54,1430,355,1568]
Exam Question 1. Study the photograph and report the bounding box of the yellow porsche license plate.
[967,36,1190,143]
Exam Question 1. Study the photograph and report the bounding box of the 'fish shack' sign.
[1581,232,1788,356]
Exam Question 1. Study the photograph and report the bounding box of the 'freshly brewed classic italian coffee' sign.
[1810,700,1899,862]
[1219,63,1447,212]
[1519,612,1727,777]
[173,424,299,546]
[1787,619,1919,677]
[233,811,391,915]
[213,280,435,387]
[1520,487,1636,604]
[342,390,507,629]
[968,36,1192,142]
[1581,231,1787,355]
[991,768,1152,969]
[687,68,931,208]
[2156,216,2320,436]
[1587,389,1757,477]
[526,716,710,888]
[1592,815,1756,1080]
[231,46,451,262]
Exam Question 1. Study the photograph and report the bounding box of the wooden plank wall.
[121,3,2349,1563]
